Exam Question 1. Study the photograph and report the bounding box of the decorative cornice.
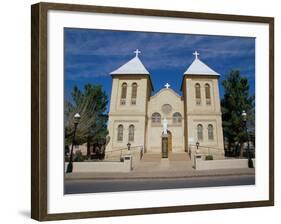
[150,88,183,100]
[180,74,219,91]
[186,112,222,116]
[109,112,146,116]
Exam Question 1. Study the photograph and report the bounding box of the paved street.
[65,175,255,194]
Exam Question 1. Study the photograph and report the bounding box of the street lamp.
[196,141,200,150]
[127,142,131,151]
[66,113,81,173]
[241,110,253,168]
[195,140,201,154]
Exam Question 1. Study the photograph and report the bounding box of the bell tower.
[181,51,224,158]
[106,50,153,153]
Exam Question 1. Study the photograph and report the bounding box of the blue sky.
[64,28,255,111]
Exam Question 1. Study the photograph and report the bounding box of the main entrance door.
[167,130,172,151]
[162,131,172,158]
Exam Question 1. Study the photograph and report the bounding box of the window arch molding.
[197,124,203,141]
[131,82,138,105]
[152,112,161,124]
[208,124,214,140]
[195,83,201,105]
[120,82,127,105]
[128,124,135,142]
[117,124,124,141]
[173,112,182,124]
[205,83,211,105]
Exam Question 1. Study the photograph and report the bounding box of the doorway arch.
[167,130,172,152]
[162,130,172,158]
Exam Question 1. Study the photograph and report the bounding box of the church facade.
[106,50,224,158]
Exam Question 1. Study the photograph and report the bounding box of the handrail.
[188,144,224,157]
[105,145,144,161]
[189,144,224,151]
[105,145,143,154]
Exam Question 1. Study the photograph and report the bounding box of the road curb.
[65,172,255,181]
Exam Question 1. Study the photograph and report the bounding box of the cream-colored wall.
[183,76,224,156]
[107,75,224,157]
[187,115,224,149]
[109,77,148,115]
[185,77,221,113]
[106,116,146,151]
[146,124,185,153]
[146,88,185,153]
[106,76,150,153]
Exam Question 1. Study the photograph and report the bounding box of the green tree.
[221,70,254,157]
[65,84,108,158]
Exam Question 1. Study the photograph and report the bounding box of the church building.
[106,50,224,158]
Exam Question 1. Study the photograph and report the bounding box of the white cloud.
[64,28,255,81]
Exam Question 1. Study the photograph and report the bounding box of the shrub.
[205,155,213,160]
[74,150,85,162]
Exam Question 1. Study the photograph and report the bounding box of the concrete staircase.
[134,152,192,172]
[141,152,190,161]
[141,153,161,162]
[168,152,190,161]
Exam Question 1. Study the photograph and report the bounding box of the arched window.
[197,124,203,141]
[208,124,214,140]
[152,112,161,124]
[205,83,211,105]
[117,124,123,141]
[131,83,137,105]
[120,83,127,105]
[173,112,182,124]
[195,83,201,105]
[128,125,135,141]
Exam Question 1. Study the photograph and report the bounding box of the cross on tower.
[134,49,141,57]
[193,51,200,59]
[165,83,171,89]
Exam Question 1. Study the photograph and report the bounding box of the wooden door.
[167,131,172,151]
[162,137,168,158]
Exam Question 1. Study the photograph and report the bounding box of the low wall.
[195,158,255,170]
[65,156,132,173]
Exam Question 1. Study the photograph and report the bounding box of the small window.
[120,83,127,105]
[197,124,203,141]
[173,112,182,124]
[208,124,214,140]
[205,83,211,105]
[152,112,161,124]
[117,124,123,141]
[131,83,137,105]
[195,83,201,105]
[128,125,135,141]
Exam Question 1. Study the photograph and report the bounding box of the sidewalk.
[65,168,255,180]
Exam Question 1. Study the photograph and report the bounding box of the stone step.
[169,152,190,161]
[142,153,161,162]
[141,152,190,162]
[134,159,193,172]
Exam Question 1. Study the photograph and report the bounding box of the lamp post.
[195,141,200,154]
[241,110,253,168]
[66,113,81,173]
[196,141,200,150]
[127,142,131,151]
